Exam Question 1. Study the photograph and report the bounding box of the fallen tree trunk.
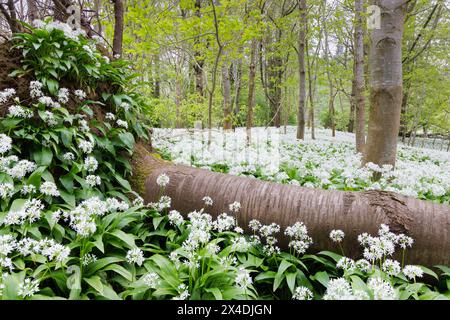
[131,143,450,267]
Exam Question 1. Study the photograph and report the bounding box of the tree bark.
[354,0,366,153]
[363,0,406,170]
[246,39,258,145]
[112,0,124,58]
[296,0,307,140]
[193,0,205,99]
[222,62,232,130]
[27,0,38,22]
[131,143,450,267]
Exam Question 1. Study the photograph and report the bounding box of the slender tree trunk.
[306,39,315,140]
[363,0,406,172]
[112,0,124,58]
[193,0,205,99]
[354,0,366,153]
[52,0,70,22]
[131,142,450,267]
[6,0,19,33]
[246,39,258,145]
[222,62,232,130]
[232,59,242,129]
[348,76,356,132]
[93,0,103,35]
[175,75,182,129]
[153,53,161,98]
[296,0,307,140]
[323,21,335,137]
[27,0,38,22]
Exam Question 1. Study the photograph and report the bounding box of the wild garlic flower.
[367,277,397,300]
[329,229,345,243]
[4,199,44,225]
[0,88,16,103]
[156,173,170,187]
[21,184,36,195]
[288,240,311,255]
[213,213,235,232]
[132,196,144,207]
[259,223,280,237]
[229,201,241,213]
[66,197,108,236]
[402,265,423,281]
[231,236,252,252]
[336,257,356,272]
[18,278,40,298]
[382,259,401,276]
[126,248,145,266]
[29,81,43,98]
[235,267,252,290]
[0,134,12,154]
[40,181,60,197]
[355,259,372,273]
[0,257,13,270]
[57,88,69,104]
[7,160,37,179]
[86,175,101,187]
[142,272,160,288]
[82,253,97,266]
[106,198,129,211]
[168,210,184,226]
[172,284,190,300]
[248,219,261,232]
[79,119,90,132]
[292,286,313,300]
[63,152,75,162]
[8,105,33,118]
[323,278,354,300]
[120,102,131,112]
[202,196,213,206]
[38,239,70,262]
[84,156,98,172]
[219,256,237,269]
[74,89,86,100]
[105,112,115,121]
[0,183,14,199]
[78,140,94,154]
[0,235,16,256]
[116,119,128,129]
[396,234,414,249]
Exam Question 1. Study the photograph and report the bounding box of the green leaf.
[59,190,75,207]
[273,260,293,291]
[114,174,131,191]
[85,257,124,277]
[205,288,223,300]
[84,276,103,294]
[60,174,74,193]
[420,266,439,280]
[108,229,136,249]
[286,272,297,294]
[103,264,133,282]
[311,271,330,288]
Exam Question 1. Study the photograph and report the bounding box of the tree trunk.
[193,0,205,99]
[27,0,38,22]
[222,62,232,130]
[153,53,161,98]
[112,0,124,58]
[363,0,406,171]
[348,77,356,133]
[306,39,315,140]
[246,39,258,145]
[354,0,366,153]
[296,0,307,140]
[131,143,450,267]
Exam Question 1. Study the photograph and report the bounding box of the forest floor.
[153,126,450,205]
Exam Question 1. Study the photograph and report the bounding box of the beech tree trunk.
[27,0,38,22]
[131,143,450,267]
[246,39,258,145]
[222,62,232,130]
[112,0,124,58]
[363,0,406,169]
[193,0,205,99]
[354,0,366,153]
[296,0,307,140]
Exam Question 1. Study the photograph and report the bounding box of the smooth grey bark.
[296,0,307,140]
[354,0,366,153]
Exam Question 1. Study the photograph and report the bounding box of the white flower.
[74,89,86,100]
[86,175,101,187]
[355,259,372,273]
[40,181,60,197]
[292,286,313,300]
[403,265,423,281]
[126,248,144,266]
[323,278,354,300]
[228,201,241,213]
[18,278,40,298]
[213,213,235,232]
[78,140,94,154]
[106,198,129,211]
[202,196,213,206]
[396,234,414,249]
[79,119,90,132]
[120,102,131,112]
[0,134,12,154]
[336,257,356,272]
[288,239,311,255]
[63,152,75,161]
[105,113,115,121]
[141,272,159,288]
[29,81,43,98]
[329,229,345,243]
[116,119,128,129]
[0,88,16,103]
[82,253,97,266]
[0,183,14,199]
[0,235,16,255]
[231,236,251,252]
[132,196,144,207]
[7,160,37,179]
[156,173,170,187]
[8,105,33,118]
[168,210,184,226]
[249,219,262,232]
[367,277,397,300]
[235,267,252,290]
[57,88,69,104]
[84,156,98,172]
[21,184,36,195]
[4,198,44,225]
